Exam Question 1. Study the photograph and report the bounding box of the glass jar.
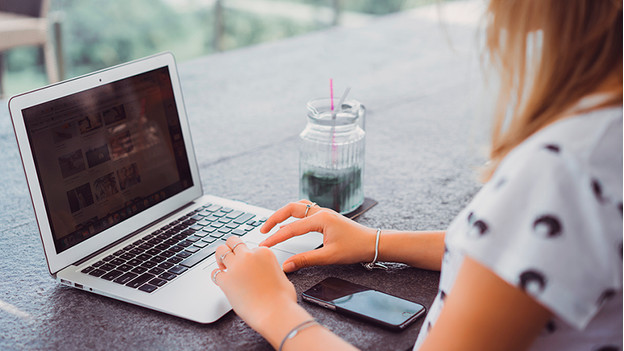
[299,98,366,214]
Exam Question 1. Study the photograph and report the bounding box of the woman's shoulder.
[500,105,622,197]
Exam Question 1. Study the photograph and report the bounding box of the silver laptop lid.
[9,52,203,275]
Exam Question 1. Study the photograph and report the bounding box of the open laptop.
[8,52,322,323]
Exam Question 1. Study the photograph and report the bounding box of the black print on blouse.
[597,289,616,306]
[495,177,507,189]
[543,144,561,153]
[518,270,547,295]
[532,215,562,238]
[594,346,619,351]
[618,203,622,216]
[466,212,489,237]
[427,322,432,332]
[439,289,447,301]
[544,320,556,334]
[592,179,608,203]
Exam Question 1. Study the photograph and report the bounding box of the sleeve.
[447,141,623,330]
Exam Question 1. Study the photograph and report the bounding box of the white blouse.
[414,106,623,351]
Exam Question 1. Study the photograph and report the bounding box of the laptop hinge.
[73,201,197,267]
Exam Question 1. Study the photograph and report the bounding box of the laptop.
[8,52,322,323]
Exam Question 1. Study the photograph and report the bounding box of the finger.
[282,247,333,273]
[215,244,232,269]
[226,236,249,254]
[260,202,299,234]
[259,212,325,247]
[260,200,320,234]
[210,268,224,285]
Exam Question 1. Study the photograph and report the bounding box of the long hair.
[483,0,623,180]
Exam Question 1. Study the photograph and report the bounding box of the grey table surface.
[0,2,489,350]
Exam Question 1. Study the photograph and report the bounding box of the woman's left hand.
[211,236,298,333]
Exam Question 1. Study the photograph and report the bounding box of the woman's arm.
[419,256,552,351]
[260,200,446,272]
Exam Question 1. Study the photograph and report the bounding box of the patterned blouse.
[414,106,623,351]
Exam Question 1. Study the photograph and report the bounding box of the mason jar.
[299,98,365,214]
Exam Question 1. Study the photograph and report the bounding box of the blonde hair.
[483,0,623,180]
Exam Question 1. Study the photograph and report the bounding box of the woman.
[211,1,622,350]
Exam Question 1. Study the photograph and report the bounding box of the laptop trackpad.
[244,242,296,267]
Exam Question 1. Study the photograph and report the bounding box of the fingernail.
[283,262,296,272]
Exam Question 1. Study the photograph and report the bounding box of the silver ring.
[231,242,244,252]
[220,251,233,262]
[212,269,222,283]
[304,202,317,217]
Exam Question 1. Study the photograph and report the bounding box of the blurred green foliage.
[2,0,439,96]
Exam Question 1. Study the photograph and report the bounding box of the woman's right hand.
[259,200,378,272]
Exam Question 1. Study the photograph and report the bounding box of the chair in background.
[0,0,63,97]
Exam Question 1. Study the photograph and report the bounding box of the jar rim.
[306,98,362,126]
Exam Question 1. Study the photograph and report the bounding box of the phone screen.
[302,277,426,330]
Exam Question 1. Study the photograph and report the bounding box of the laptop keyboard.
[79,203,266,293]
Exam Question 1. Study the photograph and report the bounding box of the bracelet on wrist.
[278,319,319,351]
[362,228,388,270]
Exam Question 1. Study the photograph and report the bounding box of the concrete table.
[0,2,488,350]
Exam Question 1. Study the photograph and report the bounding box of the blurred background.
[0,0,457,97]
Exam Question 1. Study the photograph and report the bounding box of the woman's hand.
[259,200,378,272]
[211,236,299,334]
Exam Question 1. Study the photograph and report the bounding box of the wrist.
[255,300,314,348]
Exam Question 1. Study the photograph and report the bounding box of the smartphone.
[301,277,426,331]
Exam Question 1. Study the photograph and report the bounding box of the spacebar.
[179,242,220,268]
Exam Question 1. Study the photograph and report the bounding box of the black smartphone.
[301,277,426,331]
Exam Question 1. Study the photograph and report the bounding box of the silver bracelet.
[362,228,388,270]
[278,319,319,351]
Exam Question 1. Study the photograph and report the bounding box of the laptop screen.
[22,66,193,254]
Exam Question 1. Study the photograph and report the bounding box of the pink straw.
[330,78,334,111]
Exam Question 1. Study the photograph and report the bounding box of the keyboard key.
[117,264,132,272]
[240,225,255,231]
[100,263,116,271]
[194,231,209,238]
[190,224,204,231]
[128,248,142,255]
[178,240,193,247]
[127,259,142,266]
[169,245,184,252]
[233,213,255,224]
[141,261,157,268]
[81,266,94,274]
[232,229,247,236]
[205,205,221,212]
[218,228,232,234]
[209,232,224,239]
[179,242,220,268]
[185,246,200,254]
[168,266,188,275]
[159,272,176,281]
[136,254,152,261]
[103,255,116,261]
[202,237,217,243]
[149,267,165,275]
[202,226,217,233]
[126,273,156,289]
[88,268,106,277]
[102,270,123,281]
[168,256,183,264]
[138,284,158,293]
[114,272,138,285]
[226,210,244,219]
[218,217,231,224]
[210,222,224,229]
[110,258,125,266]
[155,244,169,251]
[177,251,192,259]
[160,250,175,258]
[159,262,174,269]
[186,235,201,242]
[151,256,167,263]
[92,261,105,267]
[220,207,234,213]
[225,222,239,229]
[149,278,167,287]
[131,266,148,274]
[194,241,209,248]
[220,234,235,241]
[164,239,177,246]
